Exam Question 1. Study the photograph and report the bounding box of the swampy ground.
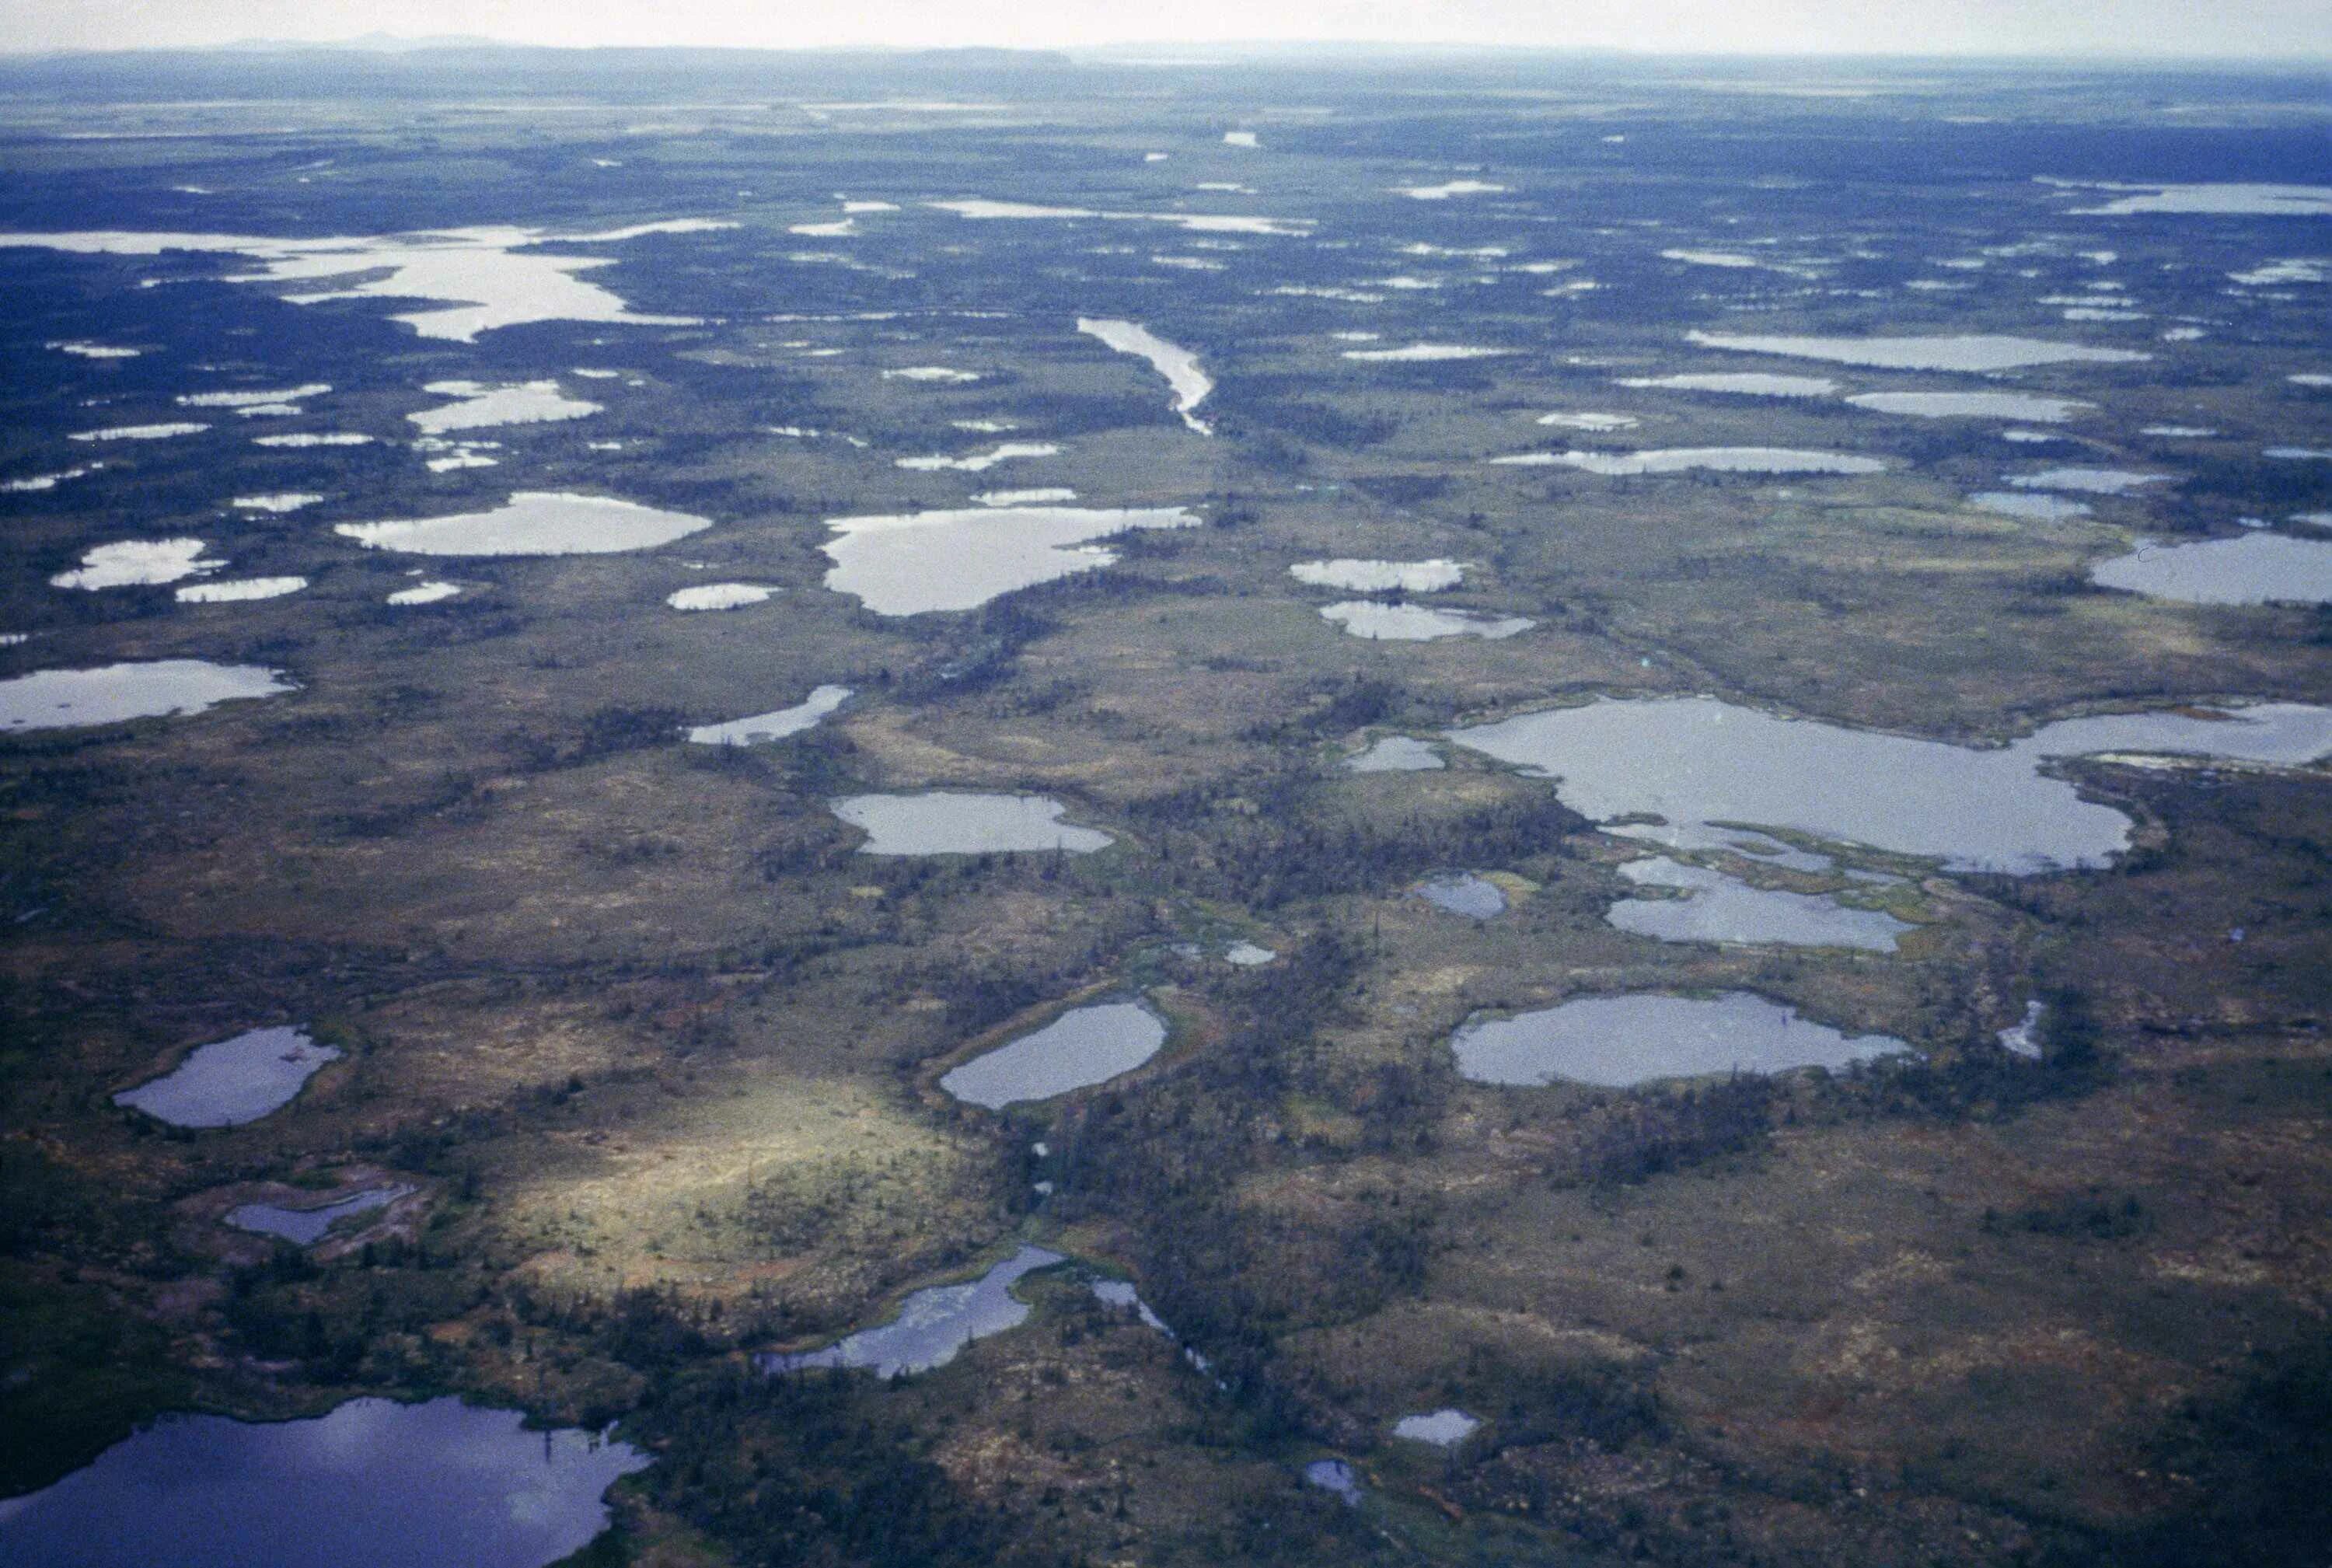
[2,45,2329,1568]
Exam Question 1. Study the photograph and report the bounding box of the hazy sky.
[5,0,2331,58]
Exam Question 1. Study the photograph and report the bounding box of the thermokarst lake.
[0,1397,648,1568]
[1451,991,1911,1088]
[0,660,293,732]
[1447,695,2332,873]
[938,1001,1168,1107]
[9,45,2332,1568]
[833,791,1114,854]
[820,505,1198,613]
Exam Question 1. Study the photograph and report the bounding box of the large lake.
[1451,992,1910,1088]
[0,1396,648,1567]
[822,505,1198,614]
[1447,696,2332,873]
[834,792,1113,855]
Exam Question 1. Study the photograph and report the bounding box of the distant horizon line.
[2,37,2330,67]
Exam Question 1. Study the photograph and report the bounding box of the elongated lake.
[227,1185,413,1245]
[762,1245,1066,1378]
[338,492,709,556]
[1077,318,1213,434]
[941,1001,1168,1108]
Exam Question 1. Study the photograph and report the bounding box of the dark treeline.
[1128,763,1585,909]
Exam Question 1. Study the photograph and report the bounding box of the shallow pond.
[763,1245,1066,1378]
[1304,1460,1363,1506]
[1343,344,1515,362]
[1608,857,1912,951]
[834,791,1112,855]
[1446,694,2332,873]
[113,1025,340,1127]
[1451,991,1910,1088]
[1393,1409,1481,1447]
[1617,372,1836,397]
[822,505,1198,614]
[1971,491,2092,521]
[940,1001,1168,1108]
[409,379,602,434]
[1320,602,1533,641]
[51,539,219,590]
[227,1185,413,1245]
[1685,330,2147,372]
[1848,391,2090,421]
[1494,447,1883,476]
[2089,533,2332,604]
[1346,735,1446,772]
[1290,558,1464,592]
[688,686,851,746]
[1077,318,1213,434]
[1416,873,1506,919]
[386,581,462,606]
[1,660,293,733]
[2007,467,2170,495]
[0,1395,648,1568]
[666,582,774,611]
[0,221,723,341]
[1999,1001,2046,1060]
[338,492,710,556]
[2060,181,2332,217]
[178,578,305,603]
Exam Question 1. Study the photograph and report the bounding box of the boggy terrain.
[1,46,2329,1568]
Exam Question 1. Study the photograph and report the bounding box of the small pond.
[113,1026,340,1127]
[1392,1409,1481,1447]
[1416,873,1507,919]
